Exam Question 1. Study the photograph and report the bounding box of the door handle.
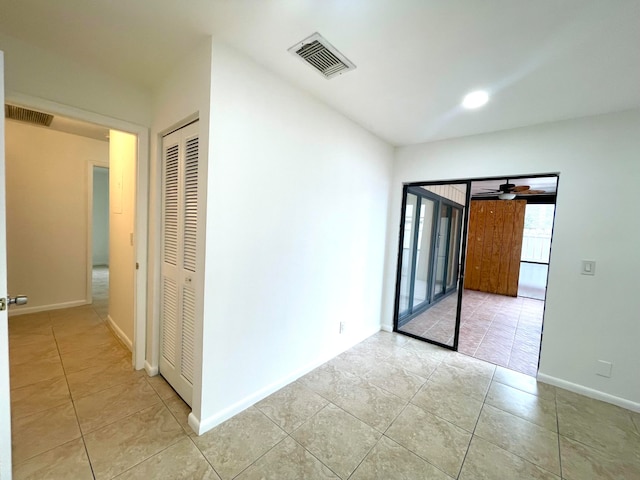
[9,295,28,306]
[0,295,28,311]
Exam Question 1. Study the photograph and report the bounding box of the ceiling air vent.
[5,104,54,127]
[288,32,356,79]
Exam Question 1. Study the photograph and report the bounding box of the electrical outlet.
[596,360,612,378]
[339,322,346,334]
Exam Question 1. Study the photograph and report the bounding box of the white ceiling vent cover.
[288,32,356,79]
[5,104,54,127]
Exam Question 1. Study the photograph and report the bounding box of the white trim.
[144,361,158,377]
[6,92,149,371]
[380,323,393,332]
[106,314,133,352]
[537,373,640,413]
[8,299,89,316]
[192,325,381,435]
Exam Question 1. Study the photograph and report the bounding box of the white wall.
[385,109,640,408]
[196,39,394,432]
[108,131,137,348]
[0,33,151,127]
[5,120,109,313]
[92,166,109,266]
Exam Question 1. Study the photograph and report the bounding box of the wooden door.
[464,200,525,296]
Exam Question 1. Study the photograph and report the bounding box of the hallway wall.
[5,120,108,313]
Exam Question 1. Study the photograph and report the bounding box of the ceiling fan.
[477,180,546,200]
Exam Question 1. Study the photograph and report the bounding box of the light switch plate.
[581,260,596,275]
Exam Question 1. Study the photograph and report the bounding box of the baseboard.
[537,373,640,413]
[193,324,382,435]
[106,315,133,352]
[380,323,394,332]
[144,361,159,377]
[8,299,89,317]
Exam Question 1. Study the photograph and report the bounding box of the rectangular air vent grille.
[5,105,54,127]
[289,33,356,79]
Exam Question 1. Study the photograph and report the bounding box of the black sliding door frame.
[394,182,470,350]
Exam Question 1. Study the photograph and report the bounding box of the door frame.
[393,180,471,350]
[6,92,150,371]
[87,163,110,305]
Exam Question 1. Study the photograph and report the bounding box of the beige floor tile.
[427,363,492,401]
[401,337,451,359]
[8,313,51,334]
[164,395,194,435]
[59,338,130,374]
[411,381,483,432]
[255,381,328,433]
[386,403,471,478]
[12,438,93,480]
[327,349,379,377]
[236,436,338,480]
[385,345,443,378]
[632,411,640,434]
[10,375,70,420]
[55,323,115,354]
[560,435,640,480]
[75,376,161,433]
[298,363,355,401]
[331,376,406,432]
[51,311,104,333]
[350,435,452,480]
[475,404,560,475]
[48,305,99,321]
[11,401,81,464]
[459,436,560,480]
[9,335,58,366]
[442,352,497,378]
[146,374,181,401]
[66,356,141,399]
[363,362,427,400]
[84,403,186,480]
[493,366,556,400]
[292,403,380,479]
[193,407,286,480]
[485,381,557,432]
[556,390,640,463]
[9,350,65,390]
[113,437,220,480]
[360,331,409,349]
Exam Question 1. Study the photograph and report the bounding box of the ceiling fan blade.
[519,189,546,194]
[511,185,531,192]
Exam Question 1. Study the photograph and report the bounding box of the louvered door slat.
[161,277,178,366]
[183,136,199,273]
[163,144,179,266]
[181,286,196,384]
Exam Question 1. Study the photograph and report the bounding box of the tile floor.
[399,289,543,376]
[8,295,640,478]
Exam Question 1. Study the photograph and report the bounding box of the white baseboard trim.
[8,299,89,317]
[537,373,640,413]
[106,315,133,352]
[380,323,394,333]
[144,361,159,377]
[193,325,382,436]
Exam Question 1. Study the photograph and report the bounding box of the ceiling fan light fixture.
[498,192,517,200]
[462,90,489,109]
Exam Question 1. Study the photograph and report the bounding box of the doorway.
[91,166,109,319]
[394,174,558,376]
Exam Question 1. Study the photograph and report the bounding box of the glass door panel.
[412,198,434,308]
[446,208,461,290]
[398,194,418,316]
[432,204,449,298]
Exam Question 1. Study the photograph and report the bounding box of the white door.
[159,121,200,406]
[0,51,13,479]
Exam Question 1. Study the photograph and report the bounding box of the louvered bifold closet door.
[159,121,201,406]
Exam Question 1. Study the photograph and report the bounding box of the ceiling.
[1,1,638,146]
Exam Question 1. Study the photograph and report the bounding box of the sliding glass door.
[395,184,469,349]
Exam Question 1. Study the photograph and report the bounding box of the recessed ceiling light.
[462,90,489,109]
